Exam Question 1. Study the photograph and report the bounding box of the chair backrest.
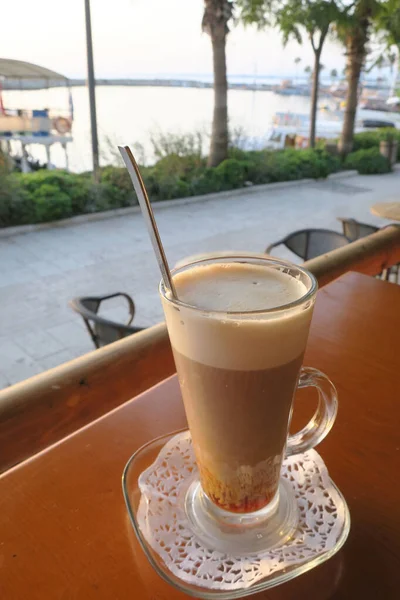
[268,229,350,261]
[338,218,379,242]
[70,294,143,348]
[93,321,135,347]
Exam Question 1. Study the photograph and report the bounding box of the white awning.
[0,58,67,80]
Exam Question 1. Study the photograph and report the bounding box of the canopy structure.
[0,58,68,81]
[0,58,71,172]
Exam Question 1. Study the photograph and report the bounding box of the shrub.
[215,159,248,189]
[249,150,302,183]
[17,170,90,214]
[352,131,382,151]
[228,146,251,161]
[353,129,400,161]
[344,147,391,174]
[299,149,341,178]
[242,151,273,184]
[0,143,390,229]
[239,149,340,184]
[171,178,191,198]
[100,166,137,207]
[268,150,303,181]
[152,153,205,182]
[146,171,192,200]
[0,175,34,227]
[83,183,116,213]
[32,184,73,222]
[322,150,342,174]
[190,168,224,195]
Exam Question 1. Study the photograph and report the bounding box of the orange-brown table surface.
[1,272,400,600]
[370,201,400,221]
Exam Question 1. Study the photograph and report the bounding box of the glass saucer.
[122,429,350,599]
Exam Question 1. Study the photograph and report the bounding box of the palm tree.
[388,51,399,97]
[377,0,400,97]
[337,0,383,155]
[279,2,340,148]
[330,68,338,85]
[202,0,234,167]
[304,65,312,95]
[294,56,301,83]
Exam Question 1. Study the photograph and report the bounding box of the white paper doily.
[137,431,349,591]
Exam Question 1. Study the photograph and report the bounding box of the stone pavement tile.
[68,344,96,359]
[13,330,65,360]
[0,266,37,288]
[46,320,93,351]
[0,338,44,387]
[0,338,37,371]
[28,261,61,277]
[70,254,101,268]
[0,240,38,264]
[39,349,79,371]
[3,359,44,386]
[0,296,73,338]
[0,255,26,272]
[0,371,10,389]
[54,256,82,272]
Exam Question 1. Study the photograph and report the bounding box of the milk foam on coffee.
[163,262,313,371]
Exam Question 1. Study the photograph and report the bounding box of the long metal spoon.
[118,145,178,299]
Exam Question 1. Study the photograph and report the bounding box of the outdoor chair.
[338,218,399,283]
[266,228,350,261]
[69,292,144,349]
[337,217,379,241]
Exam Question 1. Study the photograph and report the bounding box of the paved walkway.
[0,171,398,389]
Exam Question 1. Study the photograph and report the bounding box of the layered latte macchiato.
[161,262,314,513]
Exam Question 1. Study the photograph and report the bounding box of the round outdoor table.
[370,201,400,221]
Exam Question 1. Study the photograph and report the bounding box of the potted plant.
[379,130,398,166]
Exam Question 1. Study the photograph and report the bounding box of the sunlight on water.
[4,85,399,173]
[2,86,311,172]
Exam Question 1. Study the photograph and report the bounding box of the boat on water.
[264,110,399,150]
[358,87,400,113]
[0,59,73,171]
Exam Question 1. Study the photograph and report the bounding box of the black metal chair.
[69,292,144,348]
[266,228,350,261]
[337,218,398,282]
[337,217,379,241]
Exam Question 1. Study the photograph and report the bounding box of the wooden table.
[1,272,399,600]
[371,201,400,221]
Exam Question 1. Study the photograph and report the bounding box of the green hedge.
[344,148,391,175]
[0,146,378,228]
[353,128,400,161]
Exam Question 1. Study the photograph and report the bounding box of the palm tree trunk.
[389,46,400,98]
[208,28,228,167]
[339,26,368,156]
[309,51,321,148]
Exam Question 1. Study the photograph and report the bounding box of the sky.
[2,0,347,79]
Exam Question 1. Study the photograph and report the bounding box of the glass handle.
[286,367,338,457]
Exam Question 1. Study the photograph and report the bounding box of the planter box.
[379,140,398,166]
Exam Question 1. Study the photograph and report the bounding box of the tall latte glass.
[160,257,337,517]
